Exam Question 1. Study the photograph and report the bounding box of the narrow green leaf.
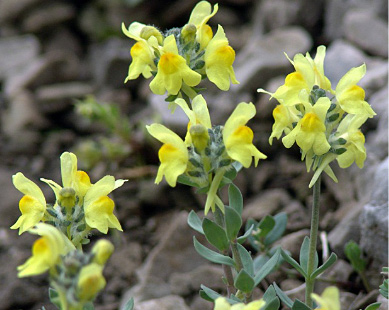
[263,285,277,302]
[193,236,235,266]
[234,269,255,293]
[257,216,276,238]
[224,166,238,182]
[344,240,366,273]
[82,303,94,310]
[263,297,280,310]
[254,249,281,286]
[365,302,381,310]
[253,254,269,274]
[264,212,287,246]
[200,285,240,304]
[225,206,242,241]
[292,299,311,310]
[123,298,134,310]
[177,174,200,187]
[187,211,204,235]
[311,252,337,279]
[228,183,243,215]
[379,279,388,299]
[237,224,254,244]
[202,218,229,251]
[300,236,310,274]
[48,287,61,308]
[237,243,254,277]
[281,249,307,278]
[273,282,293,308]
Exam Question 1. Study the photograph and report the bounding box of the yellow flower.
[187,0,218,49]
[214,297,266,310]
[269,104,300,145]
[126,40,156,81]
[204,25,239,91]
[335,64,376,117]
[146,123,189,187]
[83,176,124,234]
[92,239,114,265]
[282,96,331,156]
[11,172,46,235]
[150,35,202,95]
[223,102,267,168]
[311,286,340,310]
[122,21,163,44]
[17,223,74,277]
[77,263,106,302]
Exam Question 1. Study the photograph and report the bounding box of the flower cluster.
[11,152,126,243]
[258,46,375,187]
[213,297,266,310]
[147,94,266,214]
[122,0,239,100]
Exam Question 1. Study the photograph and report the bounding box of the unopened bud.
[92,239,114,265]
[181,24,197,43]
[140,26,163,45]
[190,124,209,152]
[58,187,76,210]
[77,263,106,301]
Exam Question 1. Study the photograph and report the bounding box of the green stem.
[359,271,372,292]
[305,175,321,307]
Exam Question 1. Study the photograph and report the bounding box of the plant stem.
[305,175,321,307]
[231,241,243,272]
[359,271,372,292]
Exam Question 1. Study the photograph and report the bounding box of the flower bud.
[58,187,76,210]
[190,124,209,152]
[181,23,197,43]
[77,263,106,302]
[92,239,114,265]
[140,26,163,45]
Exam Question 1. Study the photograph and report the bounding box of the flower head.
[204,25,239,91]
[146,123,189,187]
[311,286,340,310]
[11,173,47,235]
[17,223,74,277]
[77,263,106,302]
[92,239,114,265]
[214,297,265,310]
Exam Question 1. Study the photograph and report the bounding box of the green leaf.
[237,224,254,244]
[257,215,276,238]
[299,236,310,274]
[48,287,61,308]
[200,285,240,304]
[224,166,238,182]
[187,211,204,235]
[225,206,242,241]
[254,249,281,286]
[365,302,382,310]
[177,174,200,187]
[202,218,229,251]
[292,299,311,310]
[253,254,269,274]
[264,212,287,246]
[379,279,388,299]
[311,252,337,279]
[263,285,277,302]
[263,297,280,310]
[273,282,293,308]
[193,236,235,266]
[344,240,366,273]
[281,249,307,278]
[234,269,255,293]
[82,303,94,310]
[123,298,134,310]
[228,183,243,215]
[237,243,254,277]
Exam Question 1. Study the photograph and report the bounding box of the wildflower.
[17,223,74,277]
[126,40,156,81]
[214,297,266,310]
[335,64,376,117]
[187,0,218,49]
[77,263,106,302]
[146,123,189,187]
[149,35,202,95]
[92,239,114,265]
[83,176,124,234]
[204,25,239,91]
[11,172,46,235]
[223,102,267,168]
[311,286,340,310]
[282,95,331,157]
[268,104,300,145]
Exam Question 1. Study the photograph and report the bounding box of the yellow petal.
[13,173,46,206]
[60,152,77,188]
[77,263,106,301]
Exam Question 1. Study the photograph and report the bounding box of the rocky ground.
[0,0,387,309]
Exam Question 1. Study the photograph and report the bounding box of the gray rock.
[232,26,312,93]
[343,10,388,57]
[359,60,388,98]
[377,295,388,309]
[340,292,359,310]
[0,35,40,80]
[0,0,43,23]
[134,295,191,310]
[276,229,310,259]
[280,278,305,302]
[22,2,76,33]
[359,157,388,268]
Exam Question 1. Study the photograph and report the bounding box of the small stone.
[340,292,358,310]
[0,0,43,23]
[134,295,191,310]
[275,229,310,259]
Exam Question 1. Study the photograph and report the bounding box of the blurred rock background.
[0,0,387,309]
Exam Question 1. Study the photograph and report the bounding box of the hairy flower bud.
[92,239,114,265]
[190,124,209,152]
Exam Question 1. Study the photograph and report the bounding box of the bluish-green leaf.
[263,297,280,310]
[48,287,61,308]
[237,243,254,277]
[193,236,235,266]
[264,212,287,246]
[273,282,293,308]
[365,302,381,310]
[82,303,94,310]
[257,215,276,238]
[292,299,311,310]
[234,269,255,293]
[345,240,366,273]
[254,249,281,286]
[225,206,242,241]
[300,236,310,274]
[228,183,243,215]
[237,224,254,244]
[281,249,307,278]
[200,285,240,304]
[177,175,200,187]
[123,298,134,310]
[263,285,277,302]
[379,279,388,299]
[187,210,204,234]
[254,254,269,274]
[202,218,229,251]
[311,252,337,279]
